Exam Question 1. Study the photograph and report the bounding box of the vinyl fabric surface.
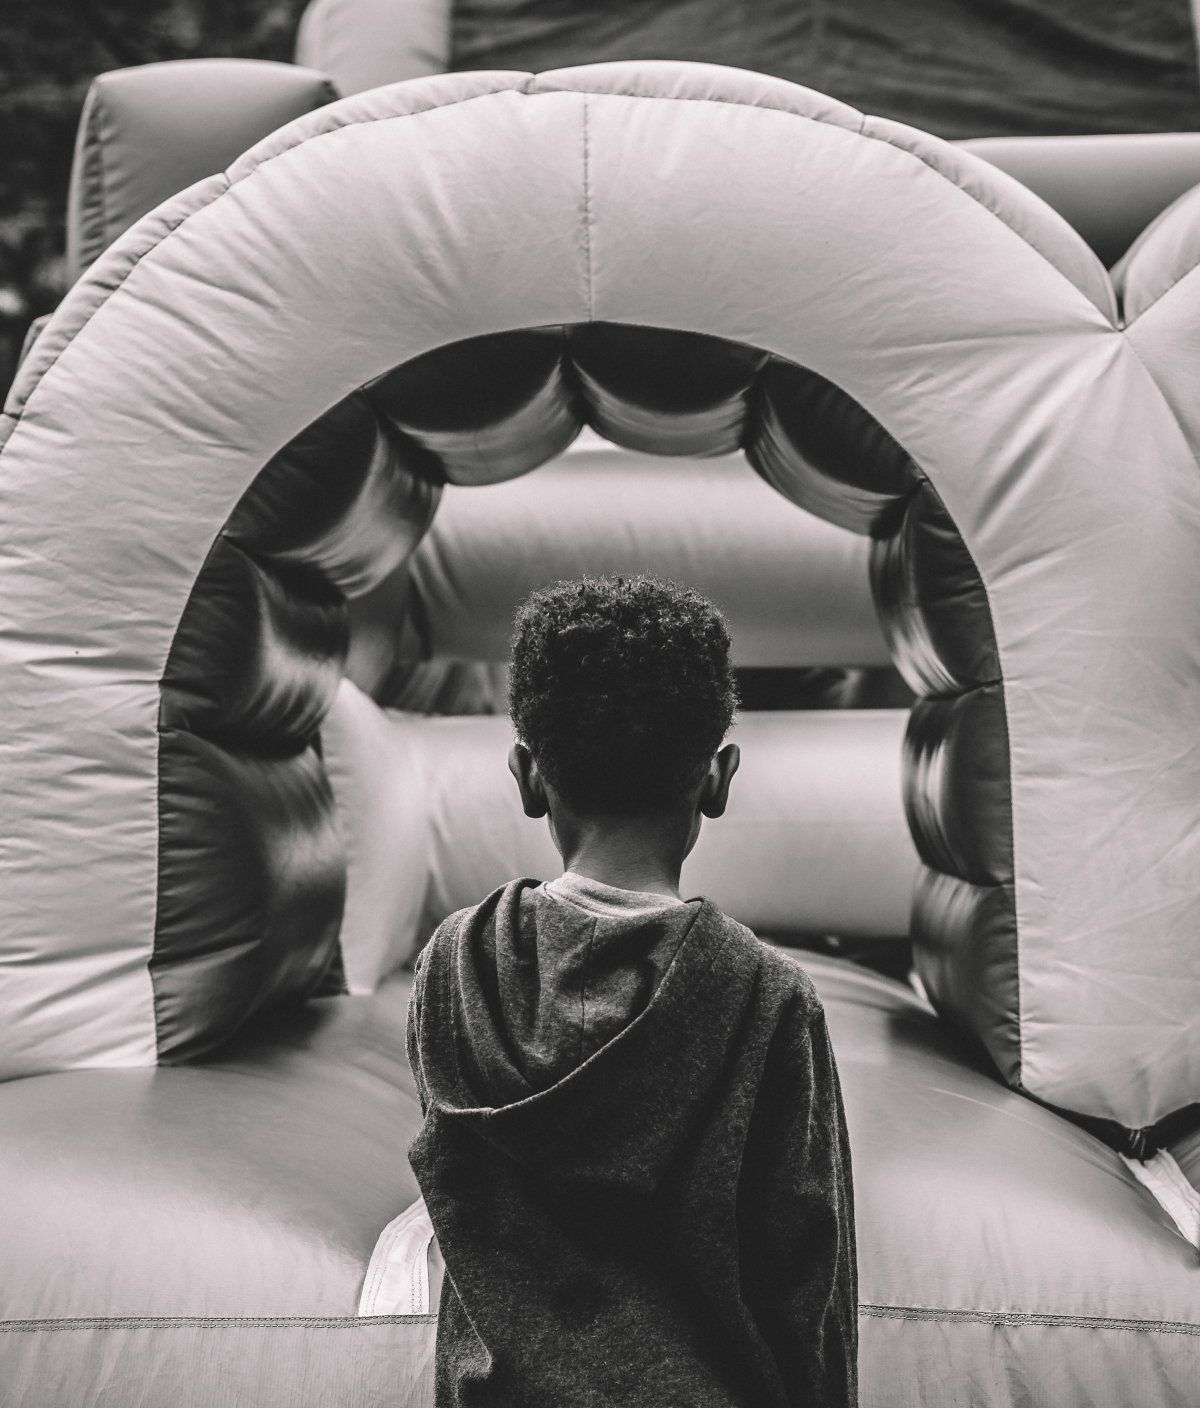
[407,435,888,668]
[0,974,435,1408]
[807,961,1200,1408]
[3,63,1200,1136]
[1,959,1196,1407]
[66,59,336,283]
[323,689,917,989]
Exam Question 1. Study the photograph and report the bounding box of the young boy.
[406,575,857,1407]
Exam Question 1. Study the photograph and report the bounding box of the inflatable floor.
[2,958,1197,1406]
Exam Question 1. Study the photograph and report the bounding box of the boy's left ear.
[509,743,551,819]
[700,743,740,819]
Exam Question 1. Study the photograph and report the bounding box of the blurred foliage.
[0,0,308,394]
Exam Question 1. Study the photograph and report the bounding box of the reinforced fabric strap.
[358,1197,436,1316]
[1122,1150,1200,1250]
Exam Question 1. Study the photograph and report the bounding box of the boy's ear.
[699,743,740,819]
[508,743,550,819]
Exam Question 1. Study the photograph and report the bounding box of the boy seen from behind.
[406,575,857,1407]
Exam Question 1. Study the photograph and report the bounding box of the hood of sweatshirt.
[408,877,766,1194]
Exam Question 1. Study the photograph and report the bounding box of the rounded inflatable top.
[2,62,1199,1130]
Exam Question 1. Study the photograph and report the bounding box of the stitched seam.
[0,1315,438,1332]
[859,1304,1200,1335]
[362,1217,398,1314]
[582,94,594,318]
[536,86,863,126]
[532,89,1106,318]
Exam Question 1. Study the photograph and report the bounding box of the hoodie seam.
[577,919,598,1069]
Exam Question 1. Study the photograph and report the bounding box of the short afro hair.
[509,575,737,815]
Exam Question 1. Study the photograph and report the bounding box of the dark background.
[6,1,1200,398]
[1,0,307,394]
[456,0,1200,141]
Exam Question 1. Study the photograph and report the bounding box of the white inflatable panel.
[296,0,451,96]
[417,711,916,937]
[2,62,1197,1123]
[325,690,916,972]
[683,711,916,936]
[963,133,1200,269]
[322,680,431,993]
[410,437,889,667]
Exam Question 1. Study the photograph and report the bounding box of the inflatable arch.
[3,63,1200,1145]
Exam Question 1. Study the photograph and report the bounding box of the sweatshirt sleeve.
[737,992,858,1408]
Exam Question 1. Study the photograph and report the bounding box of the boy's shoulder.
[697,900,826,1024]
[413,879,538,975]
[411,904,471,987]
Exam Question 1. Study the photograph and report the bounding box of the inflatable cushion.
[322,684,917,988]
[964,133,1200,268]
[2,957,1196,1407]
[297,0,451,96]
[0,974,434,1406]
[66,59,336,283]
[816,955,1200,1408]
[406,434,889,668]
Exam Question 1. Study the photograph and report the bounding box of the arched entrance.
[2,62,1197,1134]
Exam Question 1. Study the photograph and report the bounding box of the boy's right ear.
[508,743,550,819]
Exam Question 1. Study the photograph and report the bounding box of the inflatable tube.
[3,65,1199,1137]
[66,60,336,283]
[963,132,1200,267]
[296,0,450,96]
[407,435,888,667]
[322,688,916,990]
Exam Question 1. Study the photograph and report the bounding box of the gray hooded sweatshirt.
[406,874,857,1408]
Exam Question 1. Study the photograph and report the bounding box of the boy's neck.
[552,812,696,900]
[508,741,740,900]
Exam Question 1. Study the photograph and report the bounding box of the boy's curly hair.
[509,575,737,815]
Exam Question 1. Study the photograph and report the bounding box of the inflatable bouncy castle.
[4,31,1200,1408]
